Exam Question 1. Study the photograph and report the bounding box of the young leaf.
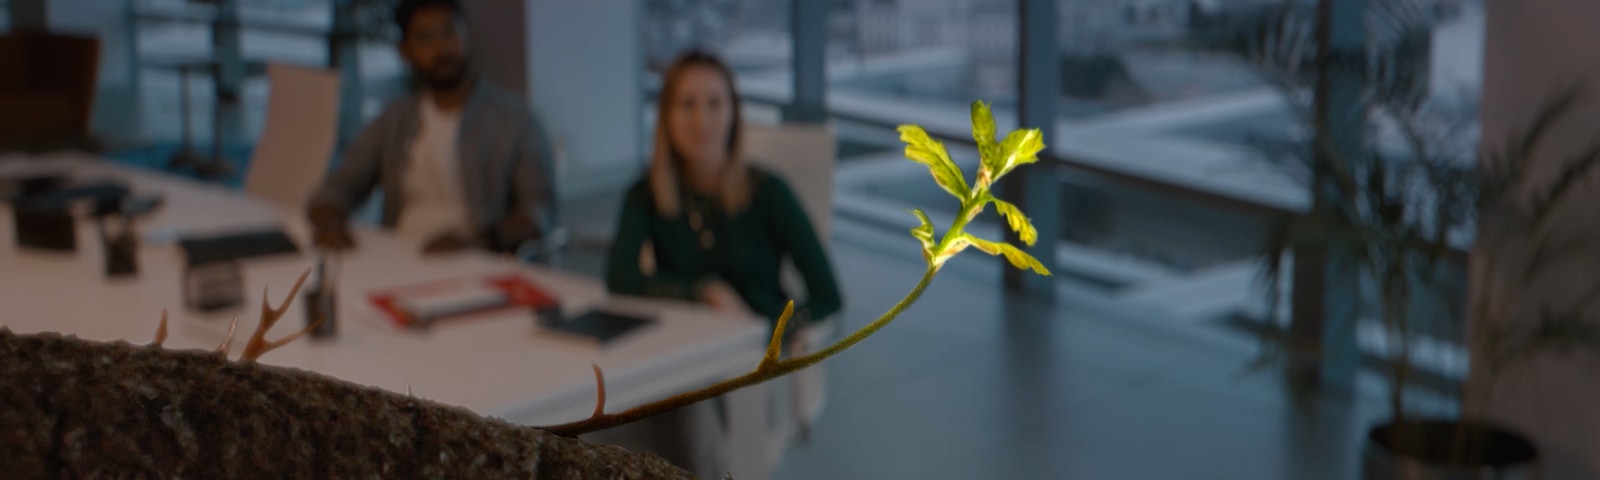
[1001,245,1051,276]
[964,234,1052,276]
[898,125,971,200]
[972,101,1004,187]
[991,197,1038,246]
[965,234,1004,255]
[971,100,998,147]
[909,209,937,260]
[997,128,1046,178]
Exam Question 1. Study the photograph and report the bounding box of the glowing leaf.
[964,234,1051,276]
[991,197,1038,246]
[997,128,1046,178]
[972,101,1003,185]
[898,125,970,200]
[971,101,998,146]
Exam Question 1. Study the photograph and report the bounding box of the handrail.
[647,80,1473,259]
[648,79,1304,219]
[131,5,336,38]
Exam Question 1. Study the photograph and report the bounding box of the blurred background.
[15,1,1597,479]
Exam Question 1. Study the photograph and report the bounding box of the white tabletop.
[0,154,768,426]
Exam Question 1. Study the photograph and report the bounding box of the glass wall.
[644,0,789,74]
[125,0,403,146]
[639,0,1486,382]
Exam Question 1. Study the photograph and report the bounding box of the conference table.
[0,153,775,473]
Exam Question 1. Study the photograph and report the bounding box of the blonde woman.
[606,50,841,335]
[595,49,845,477]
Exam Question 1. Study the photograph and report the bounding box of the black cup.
[303,287,338,339]
[104,232,138,277]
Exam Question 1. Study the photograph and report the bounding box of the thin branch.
[240,268,320,363]
[538,266,941,437]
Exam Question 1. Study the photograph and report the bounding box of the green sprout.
[537,100,1051,437]
[903,100,1051,275]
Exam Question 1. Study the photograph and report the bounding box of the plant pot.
[1362,418,1539,480]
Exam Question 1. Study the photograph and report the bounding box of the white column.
[1473,1,1600,478]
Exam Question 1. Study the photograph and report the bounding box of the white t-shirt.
[395,95,475,240]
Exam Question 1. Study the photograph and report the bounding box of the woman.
[606,50,842,335]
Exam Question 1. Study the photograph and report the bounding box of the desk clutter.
[177,229,300,266]
[365,273,659,345]
[368,273,560,330]
[2,160,781,473]
[181,260,244,312]
[537,308,658,347]
[4,172,168,277]
[3,169,304,308]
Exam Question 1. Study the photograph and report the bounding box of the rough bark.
[0,328,693,479]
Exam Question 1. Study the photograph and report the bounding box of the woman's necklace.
[687,195,716,250]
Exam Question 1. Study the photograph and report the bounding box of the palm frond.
[1479,82,1587,208]
[1527,136,1600,229]
[1488,310,1600,374]
[1521,226,1600,283]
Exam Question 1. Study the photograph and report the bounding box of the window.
[638,0,1484,316]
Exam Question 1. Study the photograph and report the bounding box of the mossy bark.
[0,328,693,479]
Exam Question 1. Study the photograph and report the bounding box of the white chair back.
[629,121,841,479]
[737,121,839,475]
[743,122,836,240]
[243,63,341,212]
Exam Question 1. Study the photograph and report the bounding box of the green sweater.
[605,167,843,329]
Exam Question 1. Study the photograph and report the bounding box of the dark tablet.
[539,309,657,346]
[179,228,301,266]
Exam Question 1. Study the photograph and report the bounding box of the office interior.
[5,0,1600,478]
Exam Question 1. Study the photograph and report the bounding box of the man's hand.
[699,280,752,315]
[491,214,543,253]
[308,205,355,251]
[422,233,473,255]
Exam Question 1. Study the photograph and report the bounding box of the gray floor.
[556,188,1390,480]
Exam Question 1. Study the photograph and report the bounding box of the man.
[308,0,556,255]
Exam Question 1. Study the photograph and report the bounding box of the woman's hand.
[490,214,542,253]
[699,280,751,315]
[421,232,473,255]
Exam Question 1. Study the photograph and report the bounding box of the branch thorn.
[590,364,607,418]
[217,313,238,356]
[758,301,795,372]
[151,309,169,347]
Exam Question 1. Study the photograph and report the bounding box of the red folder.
[367,273,559,328]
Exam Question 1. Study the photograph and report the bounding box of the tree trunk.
[0,328,693,479]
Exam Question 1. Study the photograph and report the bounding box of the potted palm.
[1254,83,1600,480]
[1201,2,1600,478]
